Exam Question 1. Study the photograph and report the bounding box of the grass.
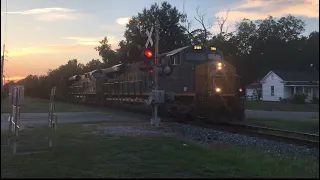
[1,96,97,113]
[1,124,319,178]
[245,118,319,134]
[245,101,319,112]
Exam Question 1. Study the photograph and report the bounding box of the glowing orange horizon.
[3,76,26,84]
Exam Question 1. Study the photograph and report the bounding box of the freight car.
[68,46,245,122]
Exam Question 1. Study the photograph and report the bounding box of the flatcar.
[68,45,245,122]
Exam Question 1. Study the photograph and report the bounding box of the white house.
[260,71,319,102]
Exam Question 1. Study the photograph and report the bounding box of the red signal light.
[144,50,153,58]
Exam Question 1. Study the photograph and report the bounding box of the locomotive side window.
[160,58,165,65]
[168,56,174,65]
[173,57,177,65]
[173,55,181,65]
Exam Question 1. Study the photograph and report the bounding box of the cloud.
[5,7,74,15]
[63,37,101,46]
[232,0,319,18]
[3,7,81,21]
[63,36,120,49]
[35,27,43,31]
[211,0,319,33]
[116,17,131,25]
[100,24,123,32]
[8,36,120,57]
[8,44,96,57]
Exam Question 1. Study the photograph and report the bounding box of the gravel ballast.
[95,122,319,161]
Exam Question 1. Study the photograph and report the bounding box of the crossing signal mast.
[127,20,164,127]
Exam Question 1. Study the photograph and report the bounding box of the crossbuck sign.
[145,27,154,48]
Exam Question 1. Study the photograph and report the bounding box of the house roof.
[273,71,319,81]
[284,82,319,86]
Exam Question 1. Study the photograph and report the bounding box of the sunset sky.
[1,0,319,82]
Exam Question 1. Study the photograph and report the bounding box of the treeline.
[5,1,319,99]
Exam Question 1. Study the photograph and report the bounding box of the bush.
[311,97,319,104]
[1,91,8,99]
[292,93,307,104]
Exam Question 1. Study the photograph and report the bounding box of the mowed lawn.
[245,101,319,112]
[1,124,319,178]
[245,118,319,134]
[1,96,97,113]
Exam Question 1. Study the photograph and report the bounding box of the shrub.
[311,97,319,104]
[1,91,8,99]
[292,93,307,104]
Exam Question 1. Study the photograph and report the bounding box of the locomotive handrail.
[66,45,246,123]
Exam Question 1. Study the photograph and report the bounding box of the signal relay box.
[148,90,165,105]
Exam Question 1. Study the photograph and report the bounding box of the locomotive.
[67,46,245,122]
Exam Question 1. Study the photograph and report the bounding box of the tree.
[12,10,318,99]
[230,15,309,85]
[84,59,105,72]
[123,1,190,54]
[117,40,140,64]
[2,80,15,98]
[233,18,258,56]
[216,10,230,35]
[192,6,212,45]
[94,37,119,66]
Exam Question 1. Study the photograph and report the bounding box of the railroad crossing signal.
[140,22,161,127]
[145,27,154,48]
[138,48,154,72]
[143,49,153,59]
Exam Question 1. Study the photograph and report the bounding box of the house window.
[271,74,274,80]
[271,86,274,96]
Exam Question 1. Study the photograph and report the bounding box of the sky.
[1,0,319,82]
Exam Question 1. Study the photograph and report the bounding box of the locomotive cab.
[188,46,245,121]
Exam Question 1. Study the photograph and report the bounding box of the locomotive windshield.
[185,46,224,61]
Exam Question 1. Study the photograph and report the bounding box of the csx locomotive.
[67,46,245,122]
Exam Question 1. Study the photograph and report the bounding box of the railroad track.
[182,120,319,148]
[64,100,320,148]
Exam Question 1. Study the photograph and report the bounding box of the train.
[67,45,245,122]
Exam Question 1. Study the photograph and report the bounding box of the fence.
[6,86,58,155]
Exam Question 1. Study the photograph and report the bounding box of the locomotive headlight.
[217,62,223,70]
[215,88,221,93]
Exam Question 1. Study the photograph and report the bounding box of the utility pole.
[151,19,160,126]
[1,44,5,92]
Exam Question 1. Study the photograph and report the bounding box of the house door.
[290,87,294,95]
